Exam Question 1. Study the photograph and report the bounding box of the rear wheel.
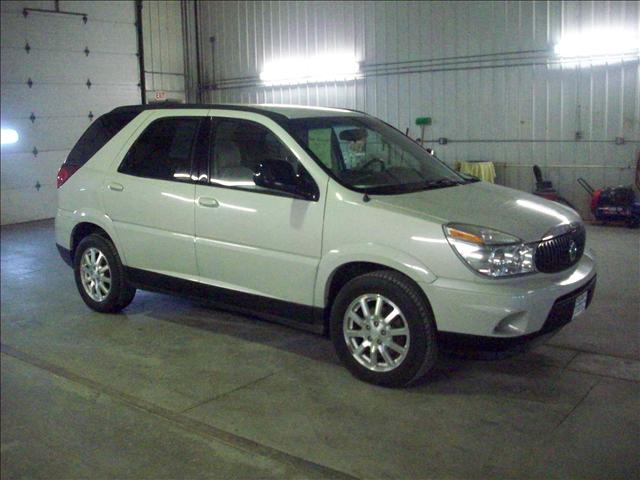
[627,218,640,228]
[330,271,438,387]
[74,234,136,313]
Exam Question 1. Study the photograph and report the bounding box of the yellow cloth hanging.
[458,161,496,183]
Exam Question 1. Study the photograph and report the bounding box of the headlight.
[444,223,536,277]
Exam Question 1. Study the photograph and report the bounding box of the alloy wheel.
[80,247,112,302]
[343,293,410,372]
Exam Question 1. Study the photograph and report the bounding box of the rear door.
[194,112,327,311]
[103,110,208,279]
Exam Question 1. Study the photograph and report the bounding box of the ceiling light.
[260,54,359,86]
[555,29,640,61]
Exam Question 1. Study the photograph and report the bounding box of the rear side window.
[119,117,201,182]
[66,111,139,166]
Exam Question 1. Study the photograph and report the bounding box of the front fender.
[314,243,438,308]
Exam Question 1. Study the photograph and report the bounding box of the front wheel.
[74,234,136,313]
[330,271,438,387]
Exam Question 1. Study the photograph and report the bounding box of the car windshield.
[287,116,465,194]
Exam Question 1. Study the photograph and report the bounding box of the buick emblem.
[568,241,578,262]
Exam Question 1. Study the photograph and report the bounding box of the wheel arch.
[316,245,436,307]
[319,252,437,333]
[70,221,118,262]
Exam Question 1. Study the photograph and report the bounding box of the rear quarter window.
[118,116,201,182]
[65,111,140,166]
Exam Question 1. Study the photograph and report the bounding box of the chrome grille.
[535,224,586,273]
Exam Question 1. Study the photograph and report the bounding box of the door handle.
[198,197,219,208]
[107,182,124,192]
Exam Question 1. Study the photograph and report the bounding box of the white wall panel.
[142,0,186,101]
[0,0,140,225]
[197,0,640,218]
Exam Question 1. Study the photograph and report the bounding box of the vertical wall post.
[193,0,203,102]
[135,0,146,104]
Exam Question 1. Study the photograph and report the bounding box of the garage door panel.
[1,1,140,224]
[0,183,58,224]
[0,13,27,47]
[1,84,140,118]
[21,15,135,55]
[87,53,139,83]
[85,22,137,54]
[0,151,67,190]
[0,117,90,154]
[0,1,134,24]
[58,1,136,23]
[23,14,89,51]
[1,49,138,85]
[0,47,28,84]
[0,1,55,15]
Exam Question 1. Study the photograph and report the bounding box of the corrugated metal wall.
[197,0,640,217]
[0,0,140,224]
[141,0,186,102]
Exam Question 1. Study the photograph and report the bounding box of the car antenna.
[363,193,370,203]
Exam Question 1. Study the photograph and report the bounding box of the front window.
[208,118,316,195]
[287,116,465,194]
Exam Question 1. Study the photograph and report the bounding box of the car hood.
[371,181,581,242]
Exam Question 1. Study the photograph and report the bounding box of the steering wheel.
[356,158,386,172]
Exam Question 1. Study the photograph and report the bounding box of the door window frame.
[197,116,320,202]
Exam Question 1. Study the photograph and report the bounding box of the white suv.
[56,104,596,387]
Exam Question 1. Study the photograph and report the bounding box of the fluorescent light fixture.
[260,54,359,86]
[555,29,640,63]
[1,128,19,145]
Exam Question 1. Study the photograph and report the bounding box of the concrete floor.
[1,219,638,479]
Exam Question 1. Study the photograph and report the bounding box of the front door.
[194,115,326,315]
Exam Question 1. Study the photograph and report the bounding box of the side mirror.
[254,160,318,200]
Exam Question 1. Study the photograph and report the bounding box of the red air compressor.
[577,177,640,228]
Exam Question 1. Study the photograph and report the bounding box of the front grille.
[535,224,586,273]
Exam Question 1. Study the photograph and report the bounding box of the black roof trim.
[108,103,290,123]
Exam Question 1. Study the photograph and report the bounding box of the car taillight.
[56,164,80,188]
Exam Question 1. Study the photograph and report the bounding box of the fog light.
[493,312,528,335]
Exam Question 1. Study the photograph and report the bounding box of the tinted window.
[209,119,310,190]
[119,117,201,181]
[66,111,138,166]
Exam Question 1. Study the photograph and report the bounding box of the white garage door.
[0,0,141,225]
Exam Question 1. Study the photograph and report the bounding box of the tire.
[329,270,438,387]
[73,234,136,313]
[626,217,640,229]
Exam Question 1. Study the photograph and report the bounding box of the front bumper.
[438,275,596,352]
[420,250,597,348]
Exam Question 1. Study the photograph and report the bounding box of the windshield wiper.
[457,173,481,183]
[422,178,463,189]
